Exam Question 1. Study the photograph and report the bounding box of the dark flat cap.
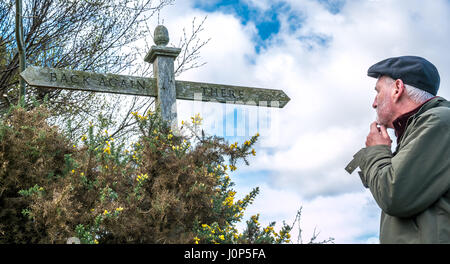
[368,56,440,96]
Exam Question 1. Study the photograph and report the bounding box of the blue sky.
[160,0,450,243]
[193,0,283,48]
[192,0,342,52]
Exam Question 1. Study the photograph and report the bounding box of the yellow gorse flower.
[138,114,147,121]
[172,145,180,151]
[251,214,260,225]
[131,111,148,121]
[103,139,112,155]
[230,142,238,150]
[136,173,149,183]
[191,113,203,125]
[223,196,234,207]
[264,226,274,233]
[223,191,236,206]
[103,146,111,155]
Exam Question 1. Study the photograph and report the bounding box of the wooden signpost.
[20,25,290,128]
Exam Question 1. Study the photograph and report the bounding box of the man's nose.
[372,98,377,109]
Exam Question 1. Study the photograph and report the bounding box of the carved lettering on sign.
[136,80,146,90]
[60,73,69,83]
[201,86,245,100]
[82,76,90,86]
[48,72,147,91]
[99,77,107,87]
[21,66,289,108]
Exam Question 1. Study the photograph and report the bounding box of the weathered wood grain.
[20,66,156,96]
[175,80,290,108]
[21,67,290,108]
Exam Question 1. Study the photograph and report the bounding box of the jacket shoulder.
[421,103,450,126]
[399,101,449,148]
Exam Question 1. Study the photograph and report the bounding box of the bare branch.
[174,16,211,76]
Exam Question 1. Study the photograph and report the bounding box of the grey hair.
[380,76,434,104]
[404,84,434,104]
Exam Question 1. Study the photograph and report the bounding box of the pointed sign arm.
[20,66,290,108]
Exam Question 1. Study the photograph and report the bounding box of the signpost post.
[20,25,290,128]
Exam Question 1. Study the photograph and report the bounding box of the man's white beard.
[376,99,394,127]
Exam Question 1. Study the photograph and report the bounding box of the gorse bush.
[0,105,73,243]
[0,105,295,244]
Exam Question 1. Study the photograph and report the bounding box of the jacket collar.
[393,96,445,142]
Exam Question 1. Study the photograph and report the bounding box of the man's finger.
[370,122,379,133]
[379,125,390,139]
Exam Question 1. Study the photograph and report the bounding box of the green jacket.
[346,97,450,243]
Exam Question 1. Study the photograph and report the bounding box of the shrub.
[0,106,294,244]
[0,105,74,243]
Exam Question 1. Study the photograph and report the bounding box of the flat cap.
[368,56,440,96]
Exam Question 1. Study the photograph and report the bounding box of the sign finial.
[154,25,169,46]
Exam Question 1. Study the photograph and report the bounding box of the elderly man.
[346,56,450,243]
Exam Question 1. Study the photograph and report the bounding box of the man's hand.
[366,122,392,147]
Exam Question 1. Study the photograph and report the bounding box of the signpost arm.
[19,24,290,131]
[144,25,181,129]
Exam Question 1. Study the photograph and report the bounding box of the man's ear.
[392,79,405,103]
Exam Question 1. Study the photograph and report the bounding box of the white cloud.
[234,182,381,244]
[252,126,362,171]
